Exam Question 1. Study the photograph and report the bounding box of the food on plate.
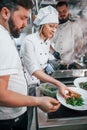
[56,87,87,110]
[79,82,87,90]
[66,91,84,106]
[66,90,81,98]
[66,96,84,106]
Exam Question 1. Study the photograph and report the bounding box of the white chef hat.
[33,5,59,27]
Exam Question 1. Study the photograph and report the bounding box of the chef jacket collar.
[0,25,11,36]
[59,20,70,28]
[36,32,49,44]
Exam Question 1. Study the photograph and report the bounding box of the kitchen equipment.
[83,54,87,65]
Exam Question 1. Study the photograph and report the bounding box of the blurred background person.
[51,1,83,69]
[77,7,87,55]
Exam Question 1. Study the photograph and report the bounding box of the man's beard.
[8,17,21,38]
[59,17,69,24]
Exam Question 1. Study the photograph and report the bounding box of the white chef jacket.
[20,32,51,85]
[0,25,27,119]
[52,20,83,64]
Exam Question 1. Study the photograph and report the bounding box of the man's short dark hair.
[0,0,33,11]
[56,1,68,9]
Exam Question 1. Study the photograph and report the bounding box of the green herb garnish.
[79,82,87,90]
[66,96,84,106]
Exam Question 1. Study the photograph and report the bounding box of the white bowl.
[74,77,87,88]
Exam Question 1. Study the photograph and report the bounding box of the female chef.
[20,5,73,130]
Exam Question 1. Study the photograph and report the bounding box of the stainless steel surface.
[52,69,87,78]
[36,85,87,130]
[51,69,87,84]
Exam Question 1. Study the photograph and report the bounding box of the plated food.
[74,77,87,90]
[66,90,84,106]
[79,82,87,90]
[56,87,87,111]
[66,96,84,106]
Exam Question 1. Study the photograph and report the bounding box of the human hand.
[56,83,75,99]
[37,96,60,112]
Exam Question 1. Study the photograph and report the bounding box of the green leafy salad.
[66,96,84,106]
[79,82,87,90]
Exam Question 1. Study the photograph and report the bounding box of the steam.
[69,1,87,55]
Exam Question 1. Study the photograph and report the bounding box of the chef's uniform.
[20,31,52,130]
[20,31,51,85]
[52,20,83,64]
[20,5,59,130]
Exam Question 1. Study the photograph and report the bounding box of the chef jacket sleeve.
[73,22,83,39]
[0,37,18,76]
[73,22,83,52]
[20,38,41,75]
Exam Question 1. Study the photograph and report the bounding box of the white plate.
[74,77,87,88]
[56,87,87,111]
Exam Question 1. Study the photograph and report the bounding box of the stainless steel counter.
[37,108,87,130]
[52,69,87,78]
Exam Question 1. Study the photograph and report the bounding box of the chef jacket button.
[45,53,47,55]
[40,64,42,66]
[40,53,42,55]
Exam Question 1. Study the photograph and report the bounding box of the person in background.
[20,5,74,129]
[0,1,61,130]
[51,1,83,68]
[77,8,87,55]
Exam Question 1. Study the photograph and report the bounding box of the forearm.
[33,70,73,98]
[33,70,64,88]
[0,88,60,112]
[0,88,40,107]
[0,76,38,107]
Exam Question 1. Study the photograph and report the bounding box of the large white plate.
[56,87,87,111]
[74,77,87,88]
